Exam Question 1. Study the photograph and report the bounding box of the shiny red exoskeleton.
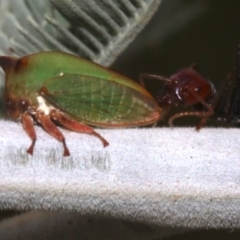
[140,45,240,129]
[140,65,216,129]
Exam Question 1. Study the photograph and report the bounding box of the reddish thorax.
[156,67,216,109]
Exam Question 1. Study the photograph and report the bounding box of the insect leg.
[168,88,214,128]
[36,111,70,157]
[22,112,37,155]
[49,110,109,147]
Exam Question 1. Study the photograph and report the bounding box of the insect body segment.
[140,67,216,128]
[0,51,161,156]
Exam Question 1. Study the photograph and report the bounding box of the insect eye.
[194,87,201,92]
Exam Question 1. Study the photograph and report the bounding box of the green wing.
[40,73,160,127]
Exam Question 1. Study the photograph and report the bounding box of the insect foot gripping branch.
[0,51,161,156]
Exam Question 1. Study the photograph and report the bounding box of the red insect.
[140,65,216,129]
[140,45,240,129]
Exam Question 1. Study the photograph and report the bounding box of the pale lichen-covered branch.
[0,120,240,230]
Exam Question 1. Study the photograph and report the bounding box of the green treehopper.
[0,51,161,156]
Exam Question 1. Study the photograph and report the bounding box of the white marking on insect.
[36,96,55,115]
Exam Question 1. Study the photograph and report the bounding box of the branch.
[0,120,240,229]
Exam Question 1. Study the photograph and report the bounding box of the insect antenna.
[139,73,172,119]
[139,73,171,88]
